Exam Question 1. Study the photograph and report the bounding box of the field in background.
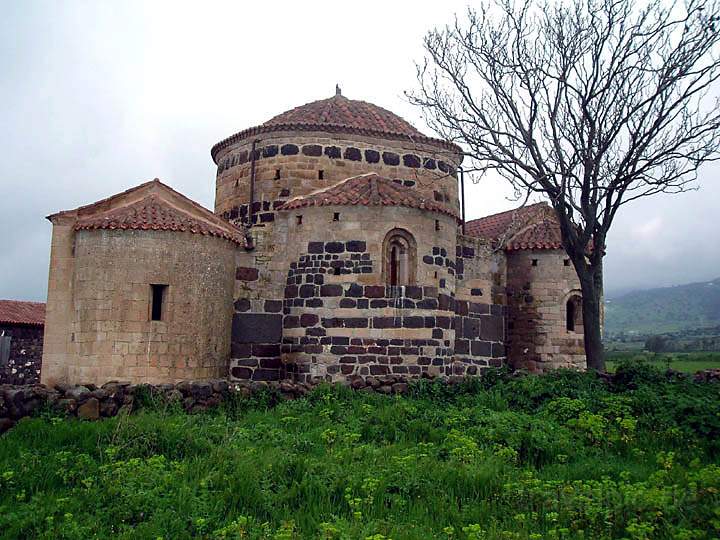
[605,351,720,373]
[1,367,719,539]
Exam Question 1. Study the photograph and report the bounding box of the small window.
[383,228,417,286]
[275,169,281,180]
[566,295,582,332]
[333,212,340,222]
[531,259,538,267]
[150,284,168,321]
[296,215,303,225]
[319,170,324,180]
[435,220,440,231]
[564,259,570,267]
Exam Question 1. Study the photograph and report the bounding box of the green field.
[1,366,719,539]
[605,351,720,373]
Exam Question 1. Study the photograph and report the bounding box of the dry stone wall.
[0,324,43,385]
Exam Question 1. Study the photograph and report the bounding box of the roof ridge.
[466,201,548,225]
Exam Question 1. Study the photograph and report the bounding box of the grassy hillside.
[605,277,720,334]
[1,369,719,539]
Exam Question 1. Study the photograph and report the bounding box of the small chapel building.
[40,90,585,386]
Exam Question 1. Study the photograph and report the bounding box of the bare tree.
[409,0,720,371]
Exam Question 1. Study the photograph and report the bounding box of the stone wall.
[506,249,585,371]
[214,130,461,221]
[229,203,508,382]
[0,324,43,385]
[42,229,237,386]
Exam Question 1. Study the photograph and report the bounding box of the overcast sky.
[1,1,718,302]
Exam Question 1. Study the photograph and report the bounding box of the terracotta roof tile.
[505,219,563,250]
[0,300,45,326]
[51,179,249,247]
[265,94,424,138]
[210,93,462,162]
[74,194,246,245]
[281,173,460,219]
[465,202,563,250]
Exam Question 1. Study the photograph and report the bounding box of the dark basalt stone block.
[308,242,324,254]
[344,147,362,161]
[299,284,316,298]
[382,152,400,166]
[481,315,504,341]
[252,369,280,381]
[237,150,249,164]
[423,158,436,170]
[302,144,322,156]
[300,314,319,327]
[438,161,449,173]
[231,366,252,379]
[253,344,281,357]
[346,283,363,298]
[262,145,278,158]
[281,144,299,155]
[320,284,343,297]
[364,149,380,163]
[264,300,283,313]
[325,241,344,253]
[345,240,366,252]
[403,316,424,328]
[471,340,492,357]
[234,298,251,312]
[339,298,357,308]
[422,255,434,265]
[306,298,324,308]
[231,342,251,358]
[324,145,341,159]
[232,313,283,344]
[403,154,421,168]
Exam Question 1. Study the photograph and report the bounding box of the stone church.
[40,90,584,386]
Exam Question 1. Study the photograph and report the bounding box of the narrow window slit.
[318,170,324,180]
[150,284,167,321]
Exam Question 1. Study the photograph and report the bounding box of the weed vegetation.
[1,361,719,539]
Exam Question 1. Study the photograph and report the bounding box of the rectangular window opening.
[531,259,538,267]
[333,212,340,221]
[435,219,440,231]
[150,284,168,321]
[318,170,324,180]
[275,169,281,180]
[296,215,303,226]
[564,258,570,266]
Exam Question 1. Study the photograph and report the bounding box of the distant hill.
[604,278,720,335]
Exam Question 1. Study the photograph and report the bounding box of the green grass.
[1,367,719,539]
[605,351,720,373]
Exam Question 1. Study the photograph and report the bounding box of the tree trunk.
[578,263,606,372]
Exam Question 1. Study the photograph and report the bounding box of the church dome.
[210,89,460,162]
[264,90,424,138]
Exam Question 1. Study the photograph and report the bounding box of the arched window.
[566,295,582,332]
[383,229,417,286]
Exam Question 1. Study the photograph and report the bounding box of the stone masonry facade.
[40,91,585,386]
